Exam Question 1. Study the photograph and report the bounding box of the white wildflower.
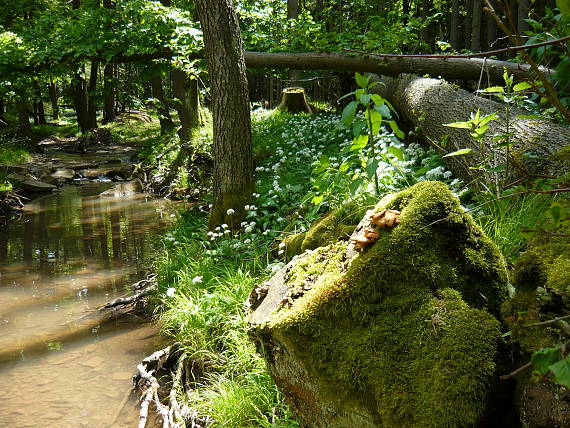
[166,288,176,297]
[192,276,203,284]
[226,208,235,215]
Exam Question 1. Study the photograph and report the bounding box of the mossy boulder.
[248,181,508,428]
[281,201,368,260]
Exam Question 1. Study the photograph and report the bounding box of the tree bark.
[485,0,498,50]
[195,0,254,230]
[464,0,473,49]
[372,74,569,187]
[87,61,98,130]
[517,0,530,34]
[242,52,552,85]
[171,68,200,141]
[277,87,313,113]
[48,81,60,121]
[16,100,33,138]
[102,63,116,123]
[420,0,434,51]
[471,0,482,52]
[0,98,6,126]
[33,79,46,125]
[72,71,90,132]
[149,69,175,134]
[450,0,461,50]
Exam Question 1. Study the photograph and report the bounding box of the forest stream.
[0,179,178,427]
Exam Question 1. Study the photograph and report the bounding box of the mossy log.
[372,74,570,186]
[248,181,508,428]
[276,87,314,114]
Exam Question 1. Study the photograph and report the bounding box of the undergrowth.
[151,109,555,426]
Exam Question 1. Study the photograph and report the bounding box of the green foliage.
[531,347,570,388]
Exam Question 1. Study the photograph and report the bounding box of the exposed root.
[133,344,212,428]
[102,274,157,310]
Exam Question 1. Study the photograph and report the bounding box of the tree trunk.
[33,79,46,125]
[471,0,482,52]
[242,52,552,85]
[372,74,569,187]
[287,0,301,83]
[102,63,116,123]
[149,70,175,134]
[16,100,33,138]
[420,0,434,51]
[48,81,60,121]
[195,0,254,230]
[517,0,530,34]
[171,68,200,141]
[87,61,98,130]
[485,0,498,50]
[402,0,410,25]
[72,71,90,133]
[450,0,460,50]
[0,98,6,126]
[464,0,473,50]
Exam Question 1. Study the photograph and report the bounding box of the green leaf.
[366,108,383,135]
[341,101,358,126]
[387,146,404,161]
[348,177,364,194]
[339,162,350,172]
[550,357,570,388]
[513,81,533,92]
[352,120,366,137]
[443,148,473,158]
[444,121,472,129]
[338,91,356,102]
[366,158,380,178]
[350,134,369,151]
[359,93,371,105]
[355,72,368,89]
[480,112,499,126]
[312,194,324,205]
[387,121,404,139]
[479,86,505,94]
[531,347,562,375]
[516,114,543,119]
[374,103,391,119]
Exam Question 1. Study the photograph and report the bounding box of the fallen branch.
[524,314,570,328]
[500,361,532,380]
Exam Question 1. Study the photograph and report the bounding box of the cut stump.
[276,87,314,114]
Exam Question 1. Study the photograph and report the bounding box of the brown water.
[0,184,177,427]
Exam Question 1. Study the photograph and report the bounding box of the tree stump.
[276,87,314,114]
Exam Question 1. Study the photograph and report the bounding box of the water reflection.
[0,183,177,427]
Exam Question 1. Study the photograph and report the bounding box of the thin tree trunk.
[485,0,498,49]
[171,69,200,141]
[195,0,254,230]
[87,61,98,130]
[471,0,482,52]
[150,69,175,134]
[33,79,46,125]
[402,0,410,25]
[242,51,552,85]
[0,98,6,126]
[464,0,473,50]
[450,0,460,50]
[287,0,301,83]
[518,0,530,34]
[72,71,90,133]
[16,100,33,138]
[421,0,434,51]
[102,63,116,123]
[48,81,60,121]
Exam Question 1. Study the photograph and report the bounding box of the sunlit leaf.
[443,148,473,158]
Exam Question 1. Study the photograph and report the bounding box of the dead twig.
[524,314,570,328]
[500,361,532,380]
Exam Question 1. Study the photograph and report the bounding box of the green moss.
[255,181,508,427]
[502,289,554,353]
[282,232,306,260]
[300,200,368,252]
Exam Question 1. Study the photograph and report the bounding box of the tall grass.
[473,193,553,263]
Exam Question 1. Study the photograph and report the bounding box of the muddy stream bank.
[0,143,178,427]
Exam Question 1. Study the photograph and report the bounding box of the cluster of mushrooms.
[350,209,401,251]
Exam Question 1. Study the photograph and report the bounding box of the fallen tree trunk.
[243,51,553,85]
[372,74,569,187]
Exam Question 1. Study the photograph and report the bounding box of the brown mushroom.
[363,227,380,241]
[370,209,401,228]
[350,235,372,251]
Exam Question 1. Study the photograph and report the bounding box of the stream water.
[0,183,177,427]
